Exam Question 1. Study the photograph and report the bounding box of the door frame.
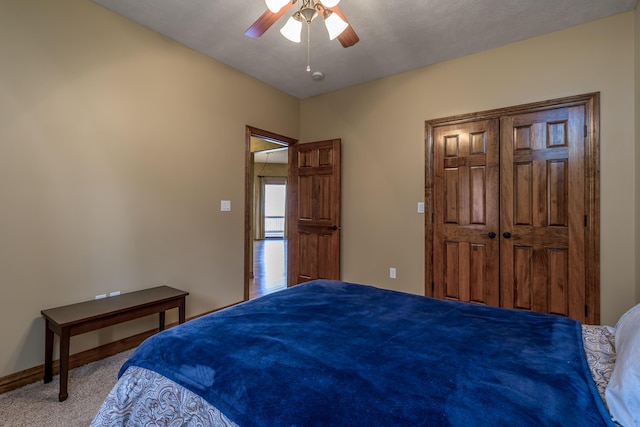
[424,92,600,322]
[245,126,297,301]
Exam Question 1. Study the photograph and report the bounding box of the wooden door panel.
[317,232,334,278]
[444,134,460,157]
[297,231,316,280]
[547,248,569,316]
[444,241,460,299]
[442,240,492,303]
[433,120,499,306]
[319,147,333,166]
[513,162,533,225]
[512,245,533,310]
[470,166,487,224]
[509,245,570,315]
[548,160,568,226]
[501,106,585,319]
[443,165,486,226]
[298,176,313,221]
[298,149,316,169]
[444,168,460,223]
[468,243,488,302]
[318,175,333,222]
[295,227,337,279]
[296,226,337,282]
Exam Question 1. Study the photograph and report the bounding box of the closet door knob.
[487,232,496,239]
[503,232,512,239]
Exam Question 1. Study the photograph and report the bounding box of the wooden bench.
[41,285,188,401]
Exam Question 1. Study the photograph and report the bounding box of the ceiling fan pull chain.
[306,22,311,72]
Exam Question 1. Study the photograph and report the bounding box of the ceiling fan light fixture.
[320,0,340,7]
[300,5,318,23]
[280,14,303,42]
[265,0,290,13]
[323,9,349,40]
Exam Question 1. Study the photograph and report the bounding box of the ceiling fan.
[245,0,359,48]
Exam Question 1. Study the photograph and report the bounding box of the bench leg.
[179,298,186,324]
[58,328,70,402]
[159,311,166,331]
[44,322,53,384]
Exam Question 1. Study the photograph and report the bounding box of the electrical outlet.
[95,294,107,300]
[109,291,121,297]
[390,268,397,279]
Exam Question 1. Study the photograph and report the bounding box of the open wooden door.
[288,139,341,287]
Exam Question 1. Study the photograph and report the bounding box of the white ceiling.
[255,149,288,164]
[92,0,637,99]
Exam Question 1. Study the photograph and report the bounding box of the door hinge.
[584,125,588,138]
[585,304,588,317]
[584,215,587,227]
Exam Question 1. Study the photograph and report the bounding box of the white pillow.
[605,303,640,427]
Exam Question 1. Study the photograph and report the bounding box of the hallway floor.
[249,239,287,299]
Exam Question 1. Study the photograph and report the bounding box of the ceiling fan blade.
[330,5,359,48]
[245,3,293,38]
[337,25,359,48]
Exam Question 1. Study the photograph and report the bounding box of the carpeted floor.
[0,350,133,427]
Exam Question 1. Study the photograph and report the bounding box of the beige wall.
[301,12,637,327]
[0,0,299,377]
[636,6,640,307]
[1,0,638,380]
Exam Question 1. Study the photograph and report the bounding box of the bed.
[89,280,639,426]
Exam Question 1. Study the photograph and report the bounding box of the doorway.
[245,126,297,300]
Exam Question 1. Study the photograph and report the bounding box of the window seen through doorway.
[264,183,286,238]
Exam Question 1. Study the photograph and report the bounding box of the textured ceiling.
[92,0,637,99]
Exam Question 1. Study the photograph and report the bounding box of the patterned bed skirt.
[89,325,617,426]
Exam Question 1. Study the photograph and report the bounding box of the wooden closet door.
[433,120,500,305]
[500,106,586,320]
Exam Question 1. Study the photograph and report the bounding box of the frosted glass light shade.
[324,11,348,39]
[321,0,341,7]
[265,0,290,13]
[280,16,302,42]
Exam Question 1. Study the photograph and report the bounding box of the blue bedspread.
[120,280,613,426]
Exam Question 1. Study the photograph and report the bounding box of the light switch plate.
[417,202,425,213]
[221,200,231,212]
